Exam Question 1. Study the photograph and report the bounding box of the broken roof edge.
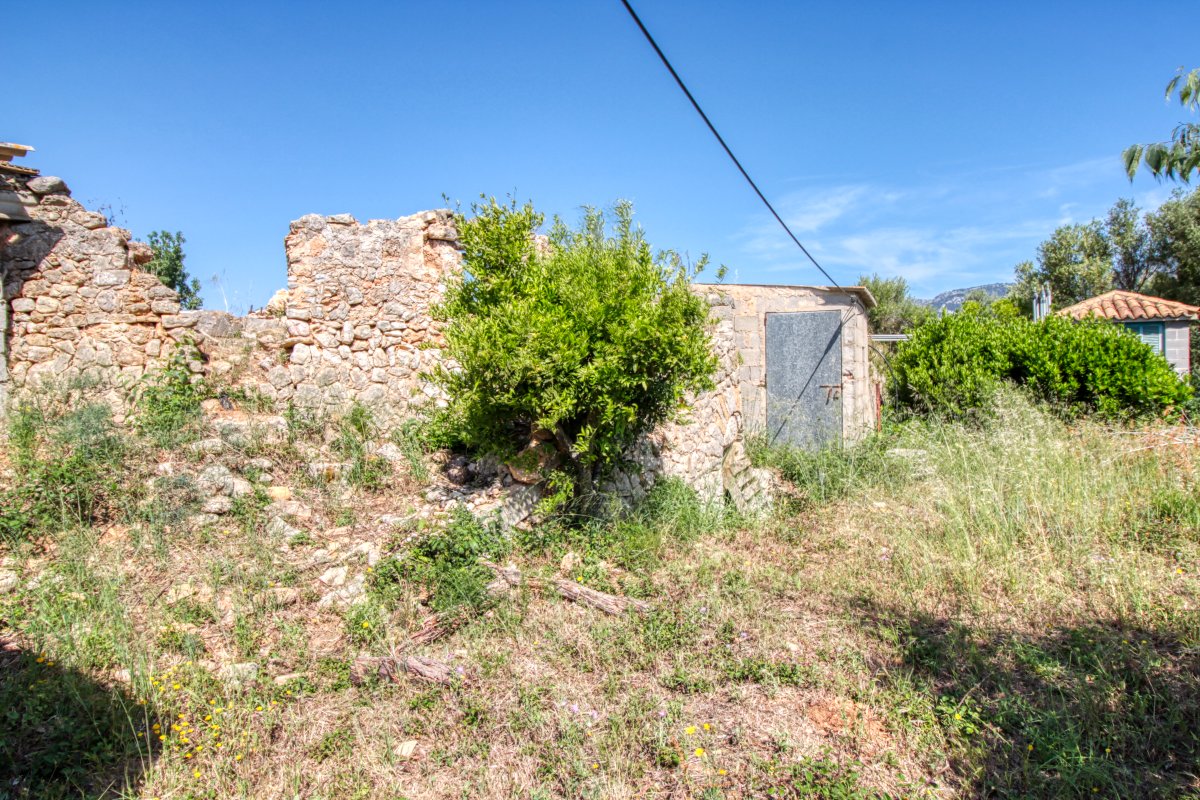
[0,142,34,162]
[693,282,877,309]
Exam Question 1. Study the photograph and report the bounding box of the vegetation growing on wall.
[433,198,717,510]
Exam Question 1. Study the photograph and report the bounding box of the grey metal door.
[765,311,843,450]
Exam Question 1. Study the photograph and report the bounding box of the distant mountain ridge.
[917,283,1012,312]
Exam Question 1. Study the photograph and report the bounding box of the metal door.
[765,311,843,450]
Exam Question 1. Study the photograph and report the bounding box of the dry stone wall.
[278,211,459,419]
[611,292,771,509]
[0,171,187,411]
[1,176,868,516]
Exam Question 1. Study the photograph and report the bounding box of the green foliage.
[1124,67,1200,184]
[143,230,202,310]
[856,273,932,333]
[1012,189,1200,313]
[748,432,911,510]
[889,308,1192,419]
[333,403,391,490]
[770,757,873,800]
[722,657,817,688]
[1011,221,1114,313]
[0,390,126,541]
[370,506,509,613]
[433,197,717,508]
[515,478,728,573]
[132,342,207,446]
[1145,187,1200,305]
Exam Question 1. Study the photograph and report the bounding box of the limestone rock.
[218,662,259,687]
[201,495,233,515]
[197,464,235,496]
[319,566,348,587]
[266,516,305,543]
[27,176,70,196]
[0,570,19,594]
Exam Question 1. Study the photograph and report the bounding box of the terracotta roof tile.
[1056,290,1200,322]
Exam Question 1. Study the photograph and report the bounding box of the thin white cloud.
[729,156,1178,296]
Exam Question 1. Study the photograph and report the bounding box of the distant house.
[1056,290,1198,377]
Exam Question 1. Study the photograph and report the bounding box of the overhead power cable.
[618,0,870,445]
[617,0,853,298]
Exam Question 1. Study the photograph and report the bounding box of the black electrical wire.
[618,0,853,299]
[619,0,871,445]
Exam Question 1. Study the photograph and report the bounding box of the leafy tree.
[1124,68,1200,183]
[1012,221,1114,312]
[1145,187,1200,304]
[1106,198,1154,291]
[856,273,932,333]
[144,230,202,310]
[432,198,717,510]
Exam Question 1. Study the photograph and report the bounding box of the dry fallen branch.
[351,653,456,686]
[480,559,650,616]
[359,559,650,687]
[552,577,651,615]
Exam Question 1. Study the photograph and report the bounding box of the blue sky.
[9,1,1196,309]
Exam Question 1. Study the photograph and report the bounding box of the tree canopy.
[143,231,202,310]
[432,198,717,510]
[856,273,932,333]
[1124,68,1200,184]
[1011,189,1200,311]
[1011,221,1114,312]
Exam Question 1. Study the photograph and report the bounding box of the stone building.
[1,153,877,512]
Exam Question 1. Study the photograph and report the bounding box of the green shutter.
[1124,322,1164,354]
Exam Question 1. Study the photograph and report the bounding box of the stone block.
[161,314,197,329]
[27,176,70,196]
[95,270,130,287]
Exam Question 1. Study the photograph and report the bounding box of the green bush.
[889,307,1191,419]
[432,197,717,511]
[0,392,126,541]
[132,342,207,445]
[370,507,509,613]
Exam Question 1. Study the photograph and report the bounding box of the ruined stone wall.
[0,172,186,410]
[0,181,868,515]
[277,211,459,419]
[608,292,771,510]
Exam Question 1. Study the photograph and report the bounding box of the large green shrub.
[889,307,1191,419]
[432,198,717,509]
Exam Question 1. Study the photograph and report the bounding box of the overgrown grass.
[0,387,127,542]
[3,384,1198,799]
[333,403,391,490]
[132,342,208,447]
